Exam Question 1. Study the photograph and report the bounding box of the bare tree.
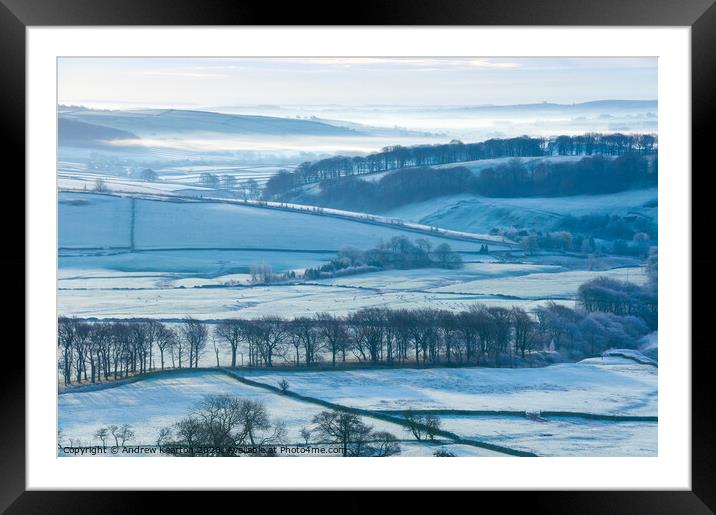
[236,399,286,446]
[215,319,245,368]
[300,427,312,445]
[370,431,401,457]
[156,427,173,447]
[311,410,373,457]
[94,427,109,448]
[404,409,441,441]
[94,178,108,192]
[250,261,273,284]
[221,174,237,191]
[163,416,204,456]
[181,317,208,368]
[58,317,77,385]
[200,172,219,188]
[160,395,286,456]
[212,336,221,367]
[109,424,135,447]
[154,323,176,370]
[293,317,321,366]
[73,321,91,383]
[255,316,287,367]
[314,312,348,366]
[348,308,385,364]
[512,307,536,359]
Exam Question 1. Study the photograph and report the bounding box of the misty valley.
[56,67,658,458]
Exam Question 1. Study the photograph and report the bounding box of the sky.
[58,57,657,109]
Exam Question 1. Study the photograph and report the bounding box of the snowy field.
[58,363,656,457]
[58,163,284,195]
[58,192,505,252]
[58,370,505,457]
[429,267,648,299]
[57,278,576,319]
[239,360,657,416]
[58,189,644,321]
[59,250,334,276]
[435,415,656,457]
[356,155,593,184]
[58,255,642,319]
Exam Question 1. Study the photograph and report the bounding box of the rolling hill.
[59,108,365,138]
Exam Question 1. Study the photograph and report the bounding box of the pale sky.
[58,57,657,108]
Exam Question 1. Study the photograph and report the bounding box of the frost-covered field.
[59,192,503,252]
[58,370,504,457]
[60,189,647,319]
[58,256,642,319]
[58,161,285,194]
[239,360,657,416]
[58,362,657,457]
[436,415,656,457]
[59,250,334,276]
[429,267,648,298]
[58,278,576,319]
[385,187,657,234]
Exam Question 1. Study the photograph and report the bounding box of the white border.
[27,27,690,490]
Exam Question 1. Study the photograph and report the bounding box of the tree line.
[299,153,655,213]
[475,153,656,197]
[58,279,655,386]
[263,133,657,198]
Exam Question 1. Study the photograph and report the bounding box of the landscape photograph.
[57,57,658,458]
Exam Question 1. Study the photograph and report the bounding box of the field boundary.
[374,409,657,423]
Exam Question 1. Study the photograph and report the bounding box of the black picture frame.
[2,0,714,511]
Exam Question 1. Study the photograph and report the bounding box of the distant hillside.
[58,118,139,148]
[59,108,364,137]
[456,100,657,113]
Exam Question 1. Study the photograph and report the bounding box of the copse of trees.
[153,398,400,457]
[558,212,657,243]
[474,153,656,198]
[577,276,657,329]
[310,166,473,212]
[535,302,649,359]
[517,229,655,257]
[156,395,286,456]
[404,409,441,441]
[303,237,462,280]
[310,410,401,457]
[262,133,656,198]
[548,133,656,156]
[140,168,158,182]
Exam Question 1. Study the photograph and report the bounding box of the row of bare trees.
[57,306,548,385]
[58,316,208,386]
[59,297,653,385]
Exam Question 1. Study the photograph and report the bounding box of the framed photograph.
[5,0,714,510]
